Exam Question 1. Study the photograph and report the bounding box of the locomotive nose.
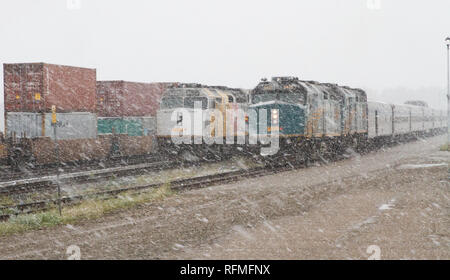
[250,103,306,137]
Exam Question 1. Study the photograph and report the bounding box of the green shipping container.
[98,118,144,136]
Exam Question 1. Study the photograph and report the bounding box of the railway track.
[0,154,169,183]
[0,163,301,221]
[0,160,179,196]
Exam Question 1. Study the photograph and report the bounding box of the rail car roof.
[163,85,248,103]
[369,101,391,105]
[252,77,367,101]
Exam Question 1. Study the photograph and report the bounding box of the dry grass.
[0,196,15,207]
[0,184,175,236]
[0,156,260,237]
[76,156,261,195]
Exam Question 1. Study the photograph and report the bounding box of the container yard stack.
[3,63,97,139]
[96,81,175,136]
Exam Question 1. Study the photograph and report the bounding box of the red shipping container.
[96,81,176,117]
[3,63,97,113]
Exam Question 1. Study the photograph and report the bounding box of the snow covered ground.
[0,135,448,260]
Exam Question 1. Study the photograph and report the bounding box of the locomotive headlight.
[271,109,279,125]
[271,109,278,118]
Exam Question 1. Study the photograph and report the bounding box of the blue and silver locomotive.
[249,77,368,159]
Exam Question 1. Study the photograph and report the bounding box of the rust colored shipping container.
[31,135,112,164]
[97,81,176,117]
[30,134,153,165]
[118,135,153,156]
[3,63,97,113]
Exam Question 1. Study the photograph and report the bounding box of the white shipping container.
[6,112,42,138]
[44,112,97,140]
[6,112,97,140]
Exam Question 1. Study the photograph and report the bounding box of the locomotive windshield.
[251,92,277,104]
[160,96,208,109]
[160,96,184,109]
[184,96,208,109]
[251,91,305,105]
[279,92,305,104]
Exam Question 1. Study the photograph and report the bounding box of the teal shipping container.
[98,117,155,136]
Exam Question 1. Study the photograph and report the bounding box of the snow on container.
[96,81,175,117]
[6,112,97,140]
[3,63,97,113]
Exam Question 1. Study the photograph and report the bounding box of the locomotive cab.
[249,77,308,138]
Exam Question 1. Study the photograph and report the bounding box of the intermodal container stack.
[96,81,174,136]
[3,63,97,139]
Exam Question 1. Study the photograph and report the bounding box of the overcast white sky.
[1,0,450,132]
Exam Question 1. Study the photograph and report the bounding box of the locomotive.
[156,83,249,159]
[249,77,368,160]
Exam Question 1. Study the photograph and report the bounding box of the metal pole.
[54,123,62,216]
[447,41,450,148]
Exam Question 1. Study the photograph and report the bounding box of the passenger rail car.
[368,102,446,143]
[368,101,393,138]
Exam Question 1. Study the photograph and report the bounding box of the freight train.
[156,77,446,161]
[1,71,446,169]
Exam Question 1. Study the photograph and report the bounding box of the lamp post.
[446,37,450,149]
[51,105,62,216]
